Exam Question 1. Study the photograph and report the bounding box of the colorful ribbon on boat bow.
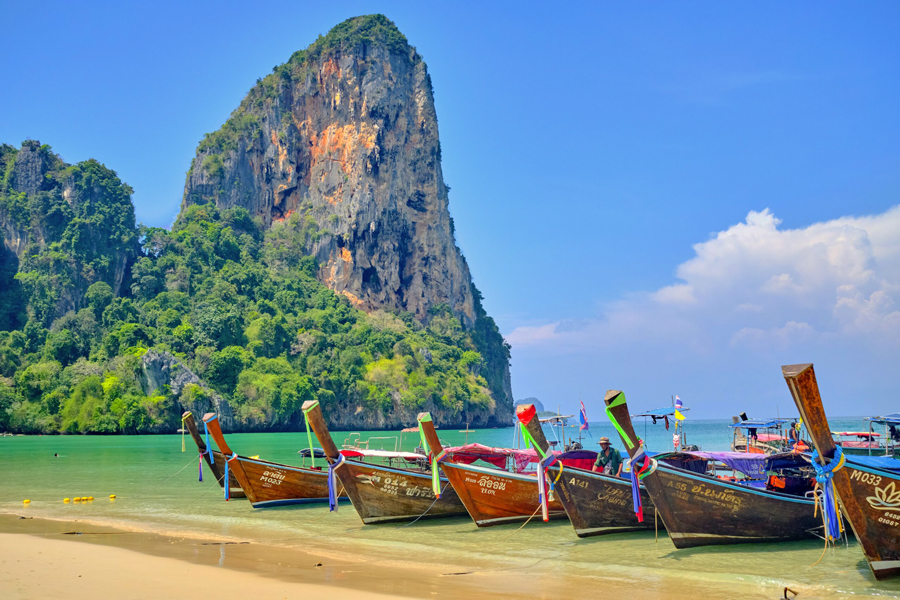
[327,453,345,511]
[537,454,560,522]
[301,401,318,469]
[628,446,657,523]
[224,452,237,500]
[810,446,845,541]
[198,417,213,482]
[430,449,448,498]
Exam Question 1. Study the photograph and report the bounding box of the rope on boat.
[308,484,347,522]
[158,454,205,486]
[224,453,238,501]
[493,504,543,543]
[396,481,451,528]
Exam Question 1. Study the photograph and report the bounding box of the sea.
[2,417,898,599]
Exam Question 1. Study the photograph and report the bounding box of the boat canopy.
[556,449,599,471]
[846,455,900,474]
[297,448,327,458]
[866,413,900,426]
[656,451,769,479]
[729,418,788,429]
[832,431,880,438]
[763,452,810,472]
[633,407,690,418]
[339,449,425,462]
[441,443,547,471]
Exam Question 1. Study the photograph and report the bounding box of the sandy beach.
[0,512,780,600]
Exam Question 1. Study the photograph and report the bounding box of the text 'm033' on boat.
[783,363,900,581]
[514,404,657,537]
[199,413,345,507]
[417,411,567,527]
[603,391,822,548]
[182,411,245,499]
[301,400,466,523]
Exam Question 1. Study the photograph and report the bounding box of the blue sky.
[3,2,899,419]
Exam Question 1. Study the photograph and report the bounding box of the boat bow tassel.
[537,454,560,522]
[327,454,345,511]
[224,452,237,500]
[810,446,845,541]
[629,447,657,523]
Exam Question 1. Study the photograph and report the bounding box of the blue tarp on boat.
[729,418,789,429]
[691,451,769,479]
[846,455,900,474]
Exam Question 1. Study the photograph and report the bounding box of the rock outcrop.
[181,14,513,419]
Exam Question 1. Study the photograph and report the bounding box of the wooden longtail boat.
[603,390,821,548]
[181,411,245,499]
[515,404,656,536]
[783,363,900,580]
[301,400,466,523]
[417,412,566,526]
[201,413,343,507]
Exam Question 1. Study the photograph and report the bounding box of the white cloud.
[506,204,900,353]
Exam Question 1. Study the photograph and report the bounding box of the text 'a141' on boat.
[301,400,467,524]
[200,412,345,507]
[181,411,245,499]
[515,404,657,537]
[417,412,567,527]
[783,363,900,581]
[603,390,822,548]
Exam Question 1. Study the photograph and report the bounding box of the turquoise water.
[1,417,898,599]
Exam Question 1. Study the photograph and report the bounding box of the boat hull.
[549,465,656,536]
[644,466,819,548]
[228,456,346,508]
[440,461,566,526]
[336,460,467,524]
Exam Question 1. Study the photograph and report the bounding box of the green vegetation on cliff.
[0,142,500,433]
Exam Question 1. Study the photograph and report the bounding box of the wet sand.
[0,513,774,600]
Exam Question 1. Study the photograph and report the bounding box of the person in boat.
[593,437,623,477]
[890,425,900,443]
[788,421,800,448]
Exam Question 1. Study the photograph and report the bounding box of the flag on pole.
[579,401,589,432]
[674,395,683,409]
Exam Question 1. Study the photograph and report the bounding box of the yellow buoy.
[109,494,116,499]
[87,496,94,501]
[64,498,70,503]
[23,499,31,504]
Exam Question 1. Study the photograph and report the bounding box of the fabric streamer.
[628,446,658,522]
[537,454,560,522]
[224,453,237,500]
[301,402,318,469]
[810,446,845,541]
[198,453,203,482]
[327,454,345,511]
[604,393,635,450]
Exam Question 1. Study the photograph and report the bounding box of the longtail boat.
[783,363,900,580]
[301,400,466,523]
[417,412,566,526]
[201,413,343,507]
[603,390,821,548]
[515,404,656,536]
[182,411,245,499]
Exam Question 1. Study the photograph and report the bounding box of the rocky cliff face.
[0,141,138,324]
[182,15,473,324]
[182,15,513,419]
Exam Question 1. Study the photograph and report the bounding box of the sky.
[2,2,899,420]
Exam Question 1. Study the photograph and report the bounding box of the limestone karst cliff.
[182,14,512,420]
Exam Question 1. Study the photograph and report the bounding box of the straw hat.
[598,437,611,444]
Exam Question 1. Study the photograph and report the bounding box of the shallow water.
[2,417,898,599]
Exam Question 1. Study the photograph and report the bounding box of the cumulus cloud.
[505,205,900,353]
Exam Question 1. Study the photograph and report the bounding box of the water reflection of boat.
[605,391,820,548]
[417,412,566,526]
[783,363,900,580]
[302,400,466,524]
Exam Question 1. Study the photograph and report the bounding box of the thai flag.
[579,401,589,431]
[674,395,683,410]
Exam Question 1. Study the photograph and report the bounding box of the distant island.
[0,15,512,434]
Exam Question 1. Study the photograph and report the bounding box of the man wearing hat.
[593,437,623,477]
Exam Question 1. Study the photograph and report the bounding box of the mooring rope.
[396,481,450,528]
[159,454,205,486]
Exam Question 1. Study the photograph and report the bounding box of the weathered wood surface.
[182,411,245,499]
[418,412,565,527]
[201,413,341,507]
[301,401,466,523]
[516,404,655,536]
[784,363,900,580]
[604,390,819,548]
